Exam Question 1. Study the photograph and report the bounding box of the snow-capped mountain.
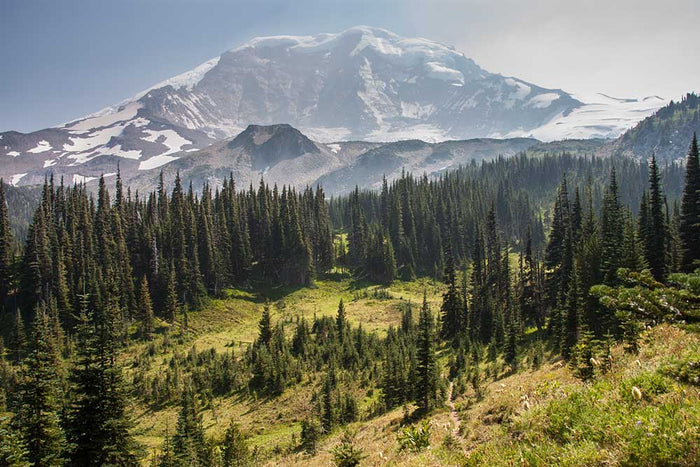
[0,26,667,187]
[134,25,581,142]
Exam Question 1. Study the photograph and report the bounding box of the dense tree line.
[329,152,684,284]
[0,171,334,322]
[430,135,700,377]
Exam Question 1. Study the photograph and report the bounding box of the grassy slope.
[126,276,700,466]
[270,324,699,466]
[126,275,445,460]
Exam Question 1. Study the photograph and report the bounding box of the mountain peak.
[229,124,320,170]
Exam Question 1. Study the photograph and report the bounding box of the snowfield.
[500,93,667,140]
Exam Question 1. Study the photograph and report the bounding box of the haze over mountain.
[0,26,668,189]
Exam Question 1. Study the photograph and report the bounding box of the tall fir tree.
[221,421,249,467]
[172,389,209,465]
[440,244,463,342]
[137,275,154,340]
[0,180,13,307]
[14,304,66,467]
[257,302,272,348]
[646,156,667,281]
[66,293,139,465]
[9,309,26,364]
[416,293,439,413]
[680,133,700,272]
[600,168,624,284]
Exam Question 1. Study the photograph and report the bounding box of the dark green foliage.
[336,299,346,336]
[11,171,333,327]
[601,169,624,284]
[340,394,359,424]
[592,269,700,353]
[66,294,139,466]
[0,181,13,306]
[680,133,700,272]
[138,275,154,339]
[330,431,366,467]
[300,419,321,455]
[221,421,249,467]
[396,420,431,452]
[9,310,26,364]
[416,293,439,413]
[172,389,209,466]
[257,302,272,348]
[0,417,29,467]
[645,156,667,281]
[439,247,463,342]
[321,369,336,433]
[162,264,179,323]
[14,304,66,467]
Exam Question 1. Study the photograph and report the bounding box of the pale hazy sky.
[2,0,698,132]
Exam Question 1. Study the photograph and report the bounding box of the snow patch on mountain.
[425,62,463,84]
[142,129,192,155]
[66,102,142,132]
[10,173,27,186]
[138,154,180,171]
[27,140,52,153]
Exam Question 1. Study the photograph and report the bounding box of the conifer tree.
[66,293,139,465]
[163,263,178,323]
[646,156,667,281]
[440,245,462,342]
[416,293,438,413]
[172,389,208,465]
[680,133,700,271]
[221,421,249,467]
[0,180,13,306]
[562,272,581,360]
[158,425,176,467]
[0,417,29,467]
[503,319,518,371]
[257,302,272,348]
[601,169,624,284]
[321,373,335,434]
[545,177,572,304]
[14,304,66,466]
[519,226,539,329]
[138,275,154,339]
[336,299,346,336]
[621,212,647,272]
[9,310,26,364]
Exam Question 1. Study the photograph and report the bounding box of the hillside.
[4,272,686,465]
[104,280,700,465]
[603,93,700,162]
